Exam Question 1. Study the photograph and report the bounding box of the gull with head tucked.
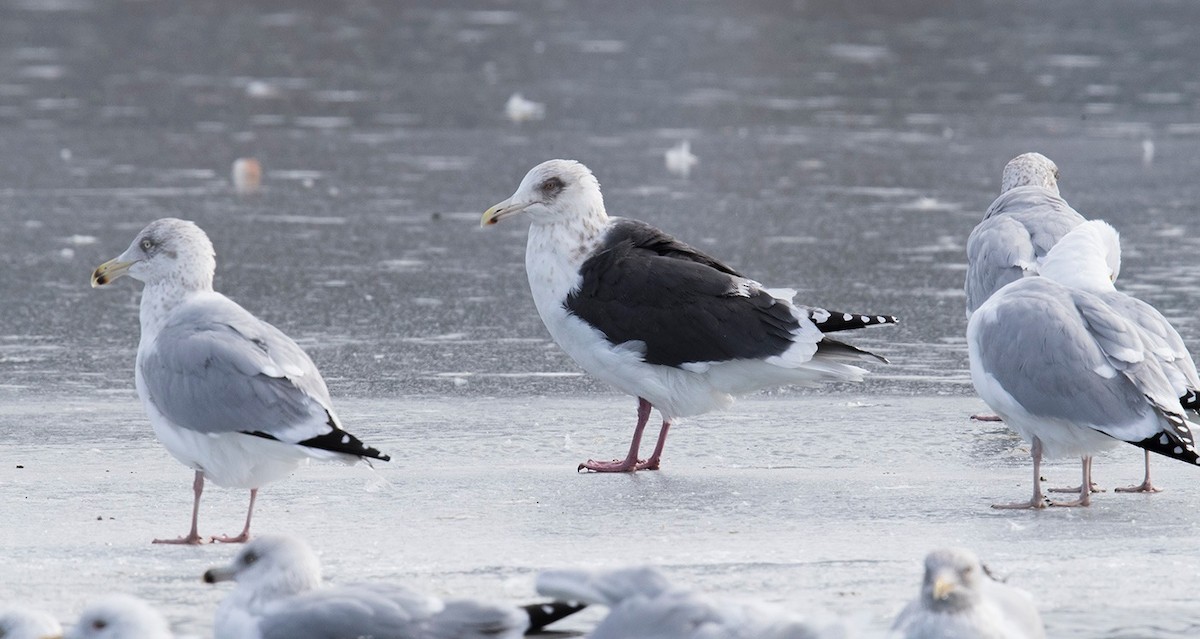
[482,159,896,472]
[92,218,390,543]
[969,220,1200,508]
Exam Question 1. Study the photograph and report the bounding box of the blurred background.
[1,0,1198,401]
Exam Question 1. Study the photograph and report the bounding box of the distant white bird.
[1142,138,1155,166]
[504,92,545,123]
[965,152,1085,318]
[969,220,1200,508]
[0,606,61,639]
[664,140,698,178]
[232,158,263,195]
[64,595,172,639]
[482,159,895,472]
[537,566,846,639]
[91,219,390,544]
[890,548,1044,639]
[204,534,583,639]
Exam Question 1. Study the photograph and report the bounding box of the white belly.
[135,353,305,489]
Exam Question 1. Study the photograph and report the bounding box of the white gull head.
[90,218,216,292]
[1037,220,1121,292]
[203,534,324,603]
[481,159,608,229]
[917,547,990,613]
[0,607,62,639]
[999,152,1060,195]
[65,595,172,639]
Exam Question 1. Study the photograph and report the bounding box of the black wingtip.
[1130,410,1199,466]
[521,601,587,634]
[243,419,391,462]
[805,307,899,334]
[1181,390,1199,411]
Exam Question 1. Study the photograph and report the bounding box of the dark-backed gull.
[481,159,895,472]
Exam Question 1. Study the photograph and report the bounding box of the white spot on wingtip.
[842,313,852,321]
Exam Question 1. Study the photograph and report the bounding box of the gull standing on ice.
[92,219,390,543]
[965,152,1195,484]
[537,565,846,639]
[968,220,1200,508]
[203,534,583,639]
[890,548,1044,639]
[0,607,61,639]
[481,159,895,472]
[64,595,172,639]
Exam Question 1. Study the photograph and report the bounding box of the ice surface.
[1,0,1200,636]
[4,396,1200,637]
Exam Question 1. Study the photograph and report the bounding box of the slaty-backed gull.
[481,159,895,472]
[91,218,390,543]
[969,221,1200,508]
[203,534,584,639]
[890,548,1044,639]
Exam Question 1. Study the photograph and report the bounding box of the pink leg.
[1115,450,1162,493]
[993,437,1047,509]
[1049,455,1105,493]
[154,470,208,545]
[579,398,652,473]
[970,413,1003,422]
[213,488,258,544]
[1051,456,1094,507]
[636,420,672,471]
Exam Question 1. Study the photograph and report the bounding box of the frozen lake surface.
[2,0,1200,635]
[5,396,1200,637]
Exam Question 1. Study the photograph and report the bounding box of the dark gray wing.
[140,295,388,460]
[564,219,806,368]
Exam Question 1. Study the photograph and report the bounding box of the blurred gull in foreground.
[0,606,61,639]
[890,548,1044,639]
[537,566,847,638]
[482,159,895,472]
[664,140,698,178]
[204,534,583,639]
[91,219,390,543]
[64,595,173,639]
[969,220,1200,508]
[505,93,545,123]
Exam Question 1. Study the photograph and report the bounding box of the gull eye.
[540,176,564,195]
[242,550,258,565]
[140,238,154,251]
[92,619,108,630]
